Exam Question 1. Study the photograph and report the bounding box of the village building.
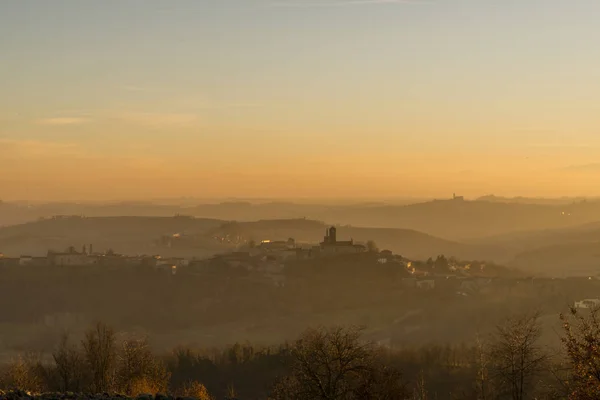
[48,246,97,267]
[317,226,366,256]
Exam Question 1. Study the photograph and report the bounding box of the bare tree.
[271,326,408,400]
[1,353,45,392]
[473,332,493,400]
[176,380,214,400]
[53,332,85,392]
[225,383,238,400]
[560,306,600,399]
[82,322,118,393]
[413,370,428,400]
[117,336,170,395]
[489,313,546,400]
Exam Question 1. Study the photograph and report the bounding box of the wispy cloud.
[270,0,430,7]
[562,163,600,172]
[121,85,170,93]
[37,117,89,126]
[0,139,82,158]
[118,112,199,127]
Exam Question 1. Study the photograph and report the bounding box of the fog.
[1,196,600,397]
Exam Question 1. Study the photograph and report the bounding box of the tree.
[472,332,493,400]
[225,383,238,400]
[176,380,213,400]
[53,332,85,392]
[413,369,428,400]
[367,241,379,253]
[434,255,448,270]
[560,306,600,399]
[82,322,118,393]
[489,313,546,400]
[270,326,408,400]
[0,353,49,393]
[117,337,170,395]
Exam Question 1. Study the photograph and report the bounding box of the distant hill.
[0,216,225,257]
[6,199,600,241]
[472,221,600,276]
[510,241,600,277]
[475,195,594,205]
[194,199,600,240]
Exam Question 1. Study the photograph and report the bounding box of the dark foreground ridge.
[0,392,205,400]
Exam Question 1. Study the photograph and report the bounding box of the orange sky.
[1,0,600,201]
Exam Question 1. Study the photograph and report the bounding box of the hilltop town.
[0,224,515,287]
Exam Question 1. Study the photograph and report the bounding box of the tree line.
[2,306,600,399]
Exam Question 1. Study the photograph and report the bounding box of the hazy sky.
[2,0,600,201]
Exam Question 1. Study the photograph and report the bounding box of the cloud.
[0,139,82,158]
[562,163,600,172]
[270,0,430,7]
[37,117,89,126]
[118,112,199,127]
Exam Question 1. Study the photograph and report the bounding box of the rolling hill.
[0,216,505,262]
[472,221,600,276]
[0,216,225,257]
[6,198,600,242]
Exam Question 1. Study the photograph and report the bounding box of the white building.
[574,299,600,309]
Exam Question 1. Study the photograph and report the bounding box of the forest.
[2,306,600,400]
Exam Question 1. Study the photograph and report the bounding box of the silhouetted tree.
[489,313,546,400]
[53,332,85,392]
[117,337,170,395]
[0,353,45,392]
[271,326,408,400]
[82,322,118,393]
[560,306,600,399]
[367,241,379,253]
[176,380,213,400]
[473,332,494,400]
[434,255,448,270]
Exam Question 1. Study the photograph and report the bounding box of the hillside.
[182,199,600,240]
[0,216,225,257]
[509,241,600,277]
[470,221,600,276]
[6,199,600,242]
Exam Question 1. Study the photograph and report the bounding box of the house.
[416,280,435,290]
[380,250,393,258]
[19,256,33,266]
[48,247,95,266]
[156,257,189,268]
[259,238,296,252]
[0,257,19,267]
[574,299,600,309]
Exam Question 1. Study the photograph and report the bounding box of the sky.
[1,0,600,201]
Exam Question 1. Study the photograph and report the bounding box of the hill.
[470,221,600,276]
[6,199,600,242]
[0,215,508,262]
[0,216,225,257]
[509,241,600,277]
